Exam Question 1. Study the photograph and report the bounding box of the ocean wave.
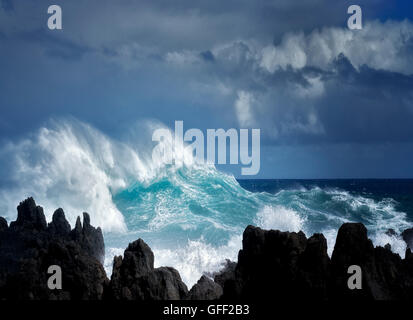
[0,118,212,232]
[0,120,130,232]
[254,205,305,232]
[0,118,411,287]
[266,187,411,257]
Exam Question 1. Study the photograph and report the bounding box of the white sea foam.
[0,121,129,231]
[316,228,407,258]
[1,118,412,289]
[104,247,125,276]
[372,232,407,258]
[258,189,411,259]
[254,205,305,232]
[0,118,203,232]
[152,235,242,288]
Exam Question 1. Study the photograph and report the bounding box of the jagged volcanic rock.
[70,212,105,264]
[219,223,413,300]
[2,198,413,301]
[186,275,223,300]
[0,198,107,300]
[330,223,408,299]
[0,217,7,232]
[220,225,330,300]
[105,238,188,300]
[213,259,236,289]
[402,228,413,250]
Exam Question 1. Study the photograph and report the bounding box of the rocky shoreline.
[1,198,413,300]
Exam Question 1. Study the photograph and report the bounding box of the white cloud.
[260,32,307,72]
[165,50,200,65]
[234,90,255,127]
[212,41,255,65]
[258,20,413,75]
[103,42,159,69]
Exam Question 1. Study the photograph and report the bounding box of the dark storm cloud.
[173,18,413,147]
[1,0,413,148]
[14,29,92,60]
[317,56,413,144]
[255,55,413,145]
[0,0,13,12]
[200,50,215,62]
[0,0,389,50]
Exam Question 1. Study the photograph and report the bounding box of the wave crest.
[254,205,304,232]
[1,119,411,286]
[0,118,207,232]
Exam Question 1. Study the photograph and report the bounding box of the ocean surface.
[105,177,413,287]
[1,120,412,288]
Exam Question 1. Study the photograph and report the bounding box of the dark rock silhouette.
[186,275,223,300]
[0,217,7,232]
[220,226,330,300]
[219,223,413,300]
[0,198,107,300]
[330,223,409,300]
[213,259,236,288]
[70,212,105,264]
[402,228,413,250]
[106,239,188,300]
[1,198,413,300]
[11,197,47,230]
[48,208,71,236]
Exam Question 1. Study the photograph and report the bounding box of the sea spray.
[0,118,412,287]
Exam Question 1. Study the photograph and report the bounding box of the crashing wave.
[0,118,410,287]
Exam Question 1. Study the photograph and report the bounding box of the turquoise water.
[104,165,413,287]
[1,120,411,287]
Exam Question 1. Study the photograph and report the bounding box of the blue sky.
[1,0,413,178]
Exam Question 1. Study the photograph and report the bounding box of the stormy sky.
[1,0,413,178]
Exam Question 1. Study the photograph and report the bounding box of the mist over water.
[0,119,412,287]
